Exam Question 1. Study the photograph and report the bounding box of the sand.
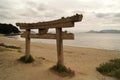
[0,37,120,80]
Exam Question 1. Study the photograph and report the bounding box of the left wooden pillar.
[56,28,64,66]
[25,29,31,61]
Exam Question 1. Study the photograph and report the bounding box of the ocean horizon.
[15,33,120,51]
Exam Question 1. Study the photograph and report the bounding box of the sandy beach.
[0,37,120,80]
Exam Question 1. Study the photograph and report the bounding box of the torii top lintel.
[16,14,83,29]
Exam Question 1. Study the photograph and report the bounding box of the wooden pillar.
[56,28,64,66]
[25,29,31,60]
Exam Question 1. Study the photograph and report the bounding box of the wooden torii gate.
[16,14,83,67]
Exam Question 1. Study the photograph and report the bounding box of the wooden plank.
[16,14,83,29]
[56,28,64,66]
[25,29,31,60]
[17,22,74,29]
[21,33,74,40]
[38,28,48,34]
[37,14,83,24]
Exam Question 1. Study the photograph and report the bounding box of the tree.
[0,23,20,34]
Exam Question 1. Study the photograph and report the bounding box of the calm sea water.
[18,33,120,51]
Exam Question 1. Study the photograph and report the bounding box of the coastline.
[0,37,120,80]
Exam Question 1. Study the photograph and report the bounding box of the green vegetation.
[0,46,11,52]
[18,55,34,63]
[0,23,20,34]
[50,64,75,77]
[0,43,21,49]
[96,58,120,79]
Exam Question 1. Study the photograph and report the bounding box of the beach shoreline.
[0,37,120,80]
[16,33,120,51]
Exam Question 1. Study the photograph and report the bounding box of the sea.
[8,33,120,51]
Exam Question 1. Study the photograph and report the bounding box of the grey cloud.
[0,14,11,19]
[94,12,120,24]
[0,10,18,21]
[0,5,9,10]
[0,0,15,10]
[114,13,120,17]
[0,0,63,22]
[0,0,66,23]
[18,1,65,20]
[0,0,21,21]
[37,4,47,11]
[25,1,48,11]
[95,12,120,18]
[114,18,120,22]
[71,10,85,14]
[19,7,38,17]
[95,13,110,18]
[113,13,120,23]
[27,1,50,11]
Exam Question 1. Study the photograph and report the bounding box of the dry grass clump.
[18,55,34,63]
[50,64,75,77]
[97,58,120,79]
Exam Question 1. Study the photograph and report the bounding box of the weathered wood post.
[56,28,64,66]
[25,29,31,61]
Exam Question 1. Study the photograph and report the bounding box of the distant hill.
[87,30,120,33]
[0,23,20,35]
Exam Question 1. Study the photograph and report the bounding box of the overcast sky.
[0,0,120,32]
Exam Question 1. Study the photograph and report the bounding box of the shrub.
[0,23,20,34]
[18,55,34,63]
[0,43,21,49]
[96,58,120,79]
[5,45,21,49]
[0,46,11,52]
[50,64,75,77]
[114,69,120,78]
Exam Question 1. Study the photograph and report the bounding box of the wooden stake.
[25,29,31,61]
[56,28,64,66]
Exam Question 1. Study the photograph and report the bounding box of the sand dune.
[0,37,120,80]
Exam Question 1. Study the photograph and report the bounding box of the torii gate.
[16,14,83,67]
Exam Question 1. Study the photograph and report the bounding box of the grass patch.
[0,46,11,52]
[96,58,120,79]
[50,64,75,77]
[18,55,34,63]
[0,47,7,52]
[0,43,21,49]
